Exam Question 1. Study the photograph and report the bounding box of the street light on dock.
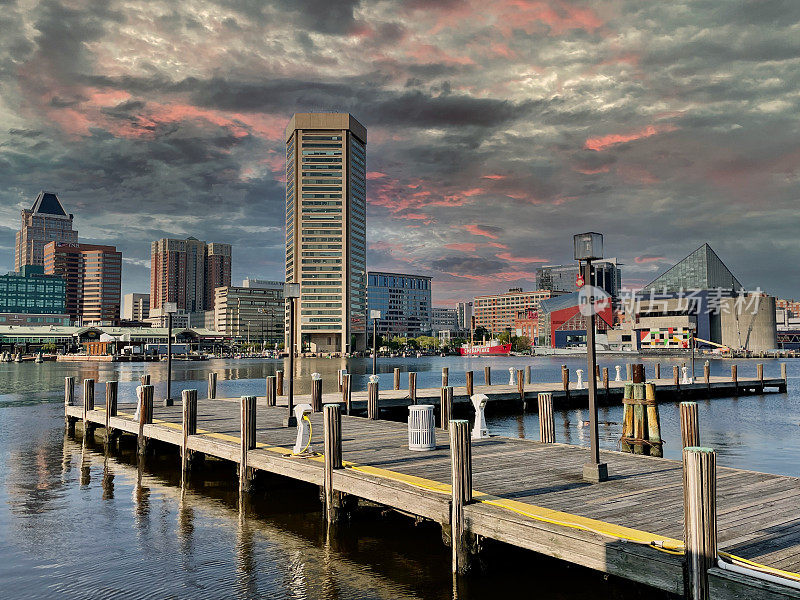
[163,302,177,407]
[284,282,300,427]
[574,232,608,483]
[370,310,381,376]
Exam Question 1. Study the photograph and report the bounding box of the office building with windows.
[15,191,78,270]
[431,307,458,333]
[150,237,232,314]
[473,288,552,335]
[214,283,284,345]
[367,271,432,338]
[44,242,122,324]
[0,265,67,318]
[122,293,150,321]
[285,113,367,354]
[457,301,473,330]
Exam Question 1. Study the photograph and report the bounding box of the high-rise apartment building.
[367,271,432,338]
[285,113,367,354]
[456,301,473,330]
[122,292,150,321]
[44,242,122,324]
[15,191,78,269]
[150,237,232,313]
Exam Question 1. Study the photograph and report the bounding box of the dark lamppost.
[370,310,381,376]
[164,302,177,407]
[574,232,608,483]
[283,282,300,427]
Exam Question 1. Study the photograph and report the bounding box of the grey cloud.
[431,256,507,275]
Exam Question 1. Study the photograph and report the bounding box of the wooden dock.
[64,369,800,600]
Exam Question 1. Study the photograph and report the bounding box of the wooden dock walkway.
[65,373,800,600]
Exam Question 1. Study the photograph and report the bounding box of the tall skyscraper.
[285,113,367,353]
[150,237,231,313]
[44,242,122,324]
[15,191,78,269]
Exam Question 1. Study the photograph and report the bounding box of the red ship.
[458,340,513,356]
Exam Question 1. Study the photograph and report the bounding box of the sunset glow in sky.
[1,0,799,302]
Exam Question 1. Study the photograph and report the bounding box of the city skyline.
[1,2,799,304]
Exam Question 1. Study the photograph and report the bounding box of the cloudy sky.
[1,0,799,303]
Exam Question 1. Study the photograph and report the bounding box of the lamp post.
[283,282,300,427]
[370,310,381,376]
[574,232,608,483]
[163,302,177,407]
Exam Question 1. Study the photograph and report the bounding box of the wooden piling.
[602,367,609,398]
[537,393,555,443]
[440,386,453,430]
[516,369,525,407]
[683,447,717,600]
[311,377,323,412]
[208,372,217,399]
[367,381,379,420]
[393,367,400,390]
[239,395,257,493]
[655,363,661,380]
[680,401,700,448]
[645,383,662,458]
[620,383,633,453]
[704,363,710,388]
[276,370,284,396]
[342,374,352,415]
[105,381,118,442]
[266,376,276,407]
[442,367,449,387]
[466,371,474,397]
[449,420,472,575]
[731,365,738,395]
[409,372,417,404]
[484,366,491,386]
[525,365,531,384]
[632,383,645,455]
[674,365,681,389]
[65,376,75,433]
[562,366,570,401]
[323,403,343,523]
[137,385,154,456]
[626,363,633,381]
[780,362,787,392]
[181,389,197,479]
[83,379,95,437]
[140,374,150,386]
[756,363,764,392]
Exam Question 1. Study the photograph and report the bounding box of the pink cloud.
[367,171,387,179]
[497,252,548,263]
[574,165,611,175]
[481,174,506,180]
[445,242,479,252]
[634,256,665,264]
[464,224,501,239]
[584,124,677,151]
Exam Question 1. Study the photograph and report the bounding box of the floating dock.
[64,366,800,600]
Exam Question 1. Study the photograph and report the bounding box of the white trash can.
[408,404,436,451]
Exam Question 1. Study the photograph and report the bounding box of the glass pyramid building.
[642,243,743,293]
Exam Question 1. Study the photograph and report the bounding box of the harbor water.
[1,356,798,598]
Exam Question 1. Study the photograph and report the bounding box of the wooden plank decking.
[66,388,800,599]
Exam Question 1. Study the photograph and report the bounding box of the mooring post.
[367,379,380,420]
[674,365,681,391]
[756,363,764,392]
[311,374,323,412]
[626,363,633,381]
[516,369,525,408]
[140,374,150,386]
[181,389,197,480]
[440,386,453,430]
[442,367,449,387]
[525,365,531,384]
[602,367,609,398]
[632,383,645,455]
[655,363,661,380]
[65,376,75,433]
[83,378,95,437]
[208,373,217,399]
[562,366,570,401]
[483,366,491,386]
[137,385,154,456]
[704,362,710,389]
[409,372,417,404]
[323,403,343,523]
[620,383,633,453]
[342,374,352,415]
[730,365,738,396]
[683,447,717,600]
[239,395,256,494]
[645,383,662,457]
[449,420,473,575]
[466,371,474,397]
[393,367,400,390]
[780,362,787,392]
[266,375,276,407]
[680,401,700,448]
[276,370,284,396]
[538,393,555,443]
[105,381,118,442]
